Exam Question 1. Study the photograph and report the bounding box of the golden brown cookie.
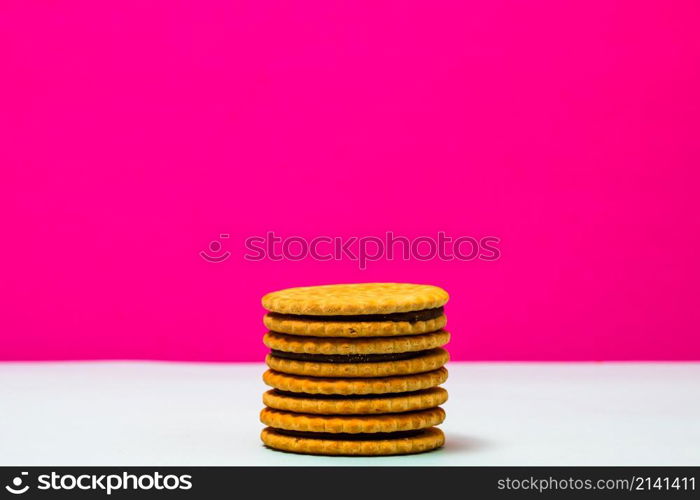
[263,387,448,415]
[260,407,445,433]
[263,330,450,355]
[263,312,447,338]
[265,347,449,378]
[262,283,449,315]
[262,367,449,395]
[261,427,445,456]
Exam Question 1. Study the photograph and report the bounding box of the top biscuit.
[262,283,449,316]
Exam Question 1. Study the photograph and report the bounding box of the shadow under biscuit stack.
[259,283,450,456]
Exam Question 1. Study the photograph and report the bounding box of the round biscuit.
[262,283,449,315]
[263,387,448,415]
[261,427,445,456]
[263,330,450,355]
[260,407,445,433]
[263,313,447,337]
[262,367,449,395]
[265,347,449,378]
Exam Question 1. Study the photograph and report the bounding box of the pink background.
[2,1,699,361]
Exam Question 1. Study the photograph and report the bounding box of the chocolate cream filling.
[267,307,443,324]
[269,349,433,364]
[271,429,426,440]
[269,389,431,400]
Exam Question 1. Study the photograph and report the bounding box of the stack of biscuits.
[259,283,450,456]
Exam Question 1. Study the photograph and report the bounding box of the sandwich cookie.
[263,387,448,415]
[263,309,447,338]
[262,283,448,337]
[265,347,449,378]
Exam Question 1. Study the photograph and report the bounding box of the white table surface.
[1,362,698,466]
